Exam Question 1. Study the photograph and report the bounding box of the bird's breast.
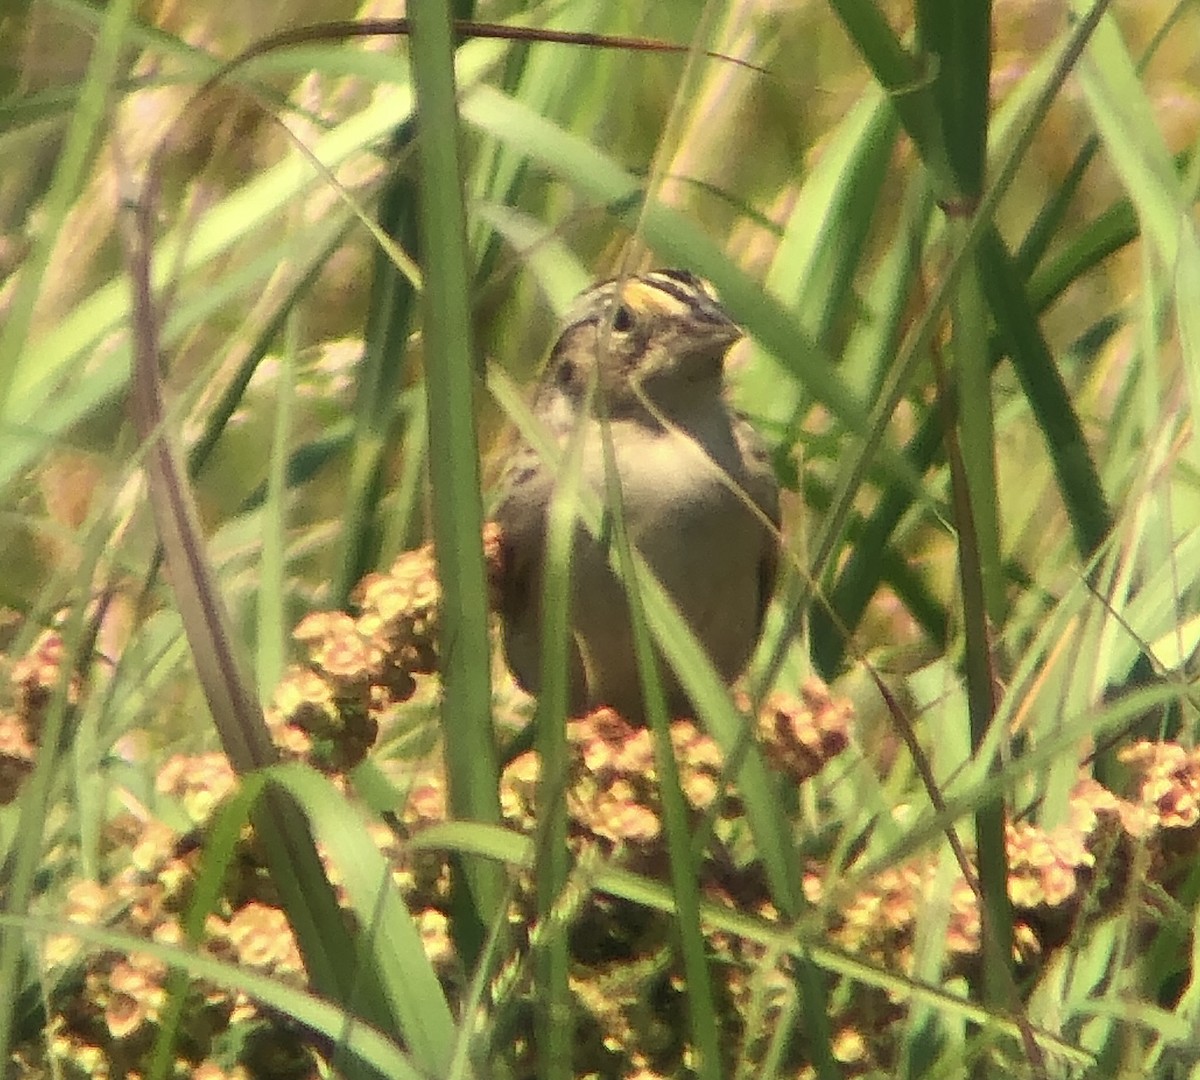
[574,412,765,580]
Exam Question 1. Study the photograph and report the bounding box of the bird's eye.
[555,357,577,386]
[611,304,635,333]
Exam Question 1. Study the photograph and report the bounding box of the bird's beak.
[682,319,743,379]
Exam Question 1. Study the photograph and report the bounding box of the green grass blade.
[916,0,991,197]
[979,229,1113,555]
[408,0,503,955]
[333,124,422,604]
[529,398,587,1079]
[255,317,297,698]
[3,914,424,1080]
[595,411,722,1080]
[0,0,135,417]
[269,763,463,1077]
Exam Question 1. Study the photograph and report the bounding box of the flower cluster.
[0,627,78,804]
[25,522,1200,1077]
[266,529,483,771]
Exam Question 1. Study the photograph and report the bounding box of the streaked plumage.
[494,269,779,722]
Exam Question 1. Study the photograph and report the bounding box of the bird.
[493,269,779,723]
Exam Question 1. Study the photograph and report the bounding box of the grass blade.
[408,0,504,957]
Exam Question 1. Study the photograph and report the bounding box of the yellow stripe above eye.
[620,278,696,318]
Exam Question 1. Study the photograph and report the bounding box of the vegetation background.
[1,0,1199,1077]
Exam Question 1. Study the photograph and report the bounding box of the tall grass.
[1,0,1199,1076]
